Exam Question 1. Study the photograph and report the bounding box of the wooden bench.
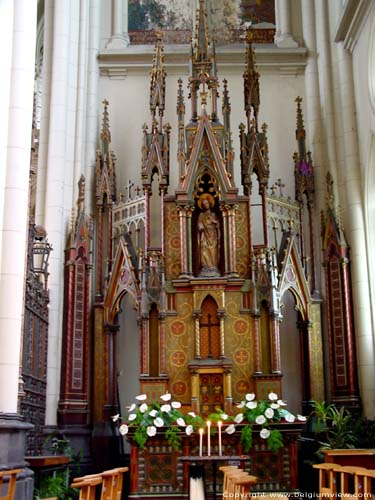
[72,467,128,500]
[0,469,23,500]
[313,463,339,497]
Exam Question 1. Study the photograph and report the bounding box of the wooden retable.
[180,455,250,500]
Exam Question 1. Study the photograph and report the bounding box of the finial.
[295,96,305,142]
[101,99,111,145]
[177,78,185,115]
[193,0,210,64]
[243,30,260,132]
[78,174,85,215]
[150,30,166,128]
[326,172,334,209]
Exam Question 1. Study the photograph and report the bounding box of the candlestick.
[199,428,204,457]
[207,421,211,457]
[218,420,222,456]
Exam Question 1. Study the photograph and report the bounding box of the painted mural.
[129,0,275,44]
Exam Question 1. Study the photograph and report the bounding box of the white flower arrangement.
[112,391,305,453]
[112,392,206,450]
[224,392,304,453]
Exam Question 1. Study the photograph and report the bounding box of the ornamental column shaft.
[274,0,298,48]
[270,316,281,373]
[106,0,130,49]
[0,0,37,413]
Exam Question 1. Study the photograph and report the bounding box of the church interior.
[1,0,375,499]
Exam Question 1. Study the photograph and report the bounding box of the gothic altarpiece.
[52,1,361,497]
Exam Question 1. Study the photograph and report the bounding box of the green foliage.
[240,425,253,453]
[165,427,181,451]
[35,471,78,500]
[311,401,355,451]
[134,426,148,448]
[267,429,283,453]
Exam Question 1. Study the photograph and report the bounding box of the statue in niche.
[197,193,220,277]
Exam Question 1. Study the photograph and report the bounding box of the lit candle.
[218,420,222,456]
[207,421,211,457]
[199,428,204,457]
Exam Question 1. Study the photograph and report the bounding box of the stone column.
[106,0,130,49]
[85,0,100,214]
[0,0,37,494]
[334,39,375,417]
[42,0,72,426]
[301,0,326,291]
[0,0,37,414]
[274,0,298,48]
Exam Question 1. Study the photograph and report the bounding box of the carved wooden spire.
[150,30,166,132]
[96,99,116,204]
[100,98,111,150]
[293,97,314,206]
[141,34,170,191]
[193,0,210,65]
[243,30,260,132]
[222,79,234,177]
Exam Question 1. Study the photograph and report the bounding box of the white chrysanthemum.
[171,401,181,409]
[225,424,236,435]
[234,413,244,424]
[154,417,164,427]
[236,401,245,408]
[177,417,186,427]
[268,392,278,401]
[185,425,194,436]
[135,394,147,401]
[277,399,287,406]
[119,424,129,435]
[147,426,157,437]
[255,415,266,425]
[128,403,136,412]
[111,414,120,422]
[265,408,274,419]
[220,413,229,420]
[297,415,307,422]
[260,428,270,439]
[161,404,171,413]
[160,393,172,401]
[188,411,196,418]
[271,403,280,409]
[246,401,257,409]
[139,403,148,413]
[128,413,137,421]
[285,413,296,423]
[149,409,157,417]
[245,393,256,401]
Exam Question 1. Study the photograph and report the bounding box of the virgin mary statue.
[197,193,220,277]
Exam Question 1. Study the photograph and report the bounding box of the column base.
[275,34,299,48]
[105,34,130,49]
[0,413,34,500]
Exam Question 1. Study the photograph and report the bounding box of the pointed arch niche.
[117,293,140,451]
[279,290,303,414]
[149,169,162,249]
[200,296,221,359]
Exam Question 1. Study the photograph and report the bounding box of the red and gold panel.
[199,373,223,415]
[164,202,181,280]
[224,294,254,401]
[235,201,250,278]
[165,294,194,403]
